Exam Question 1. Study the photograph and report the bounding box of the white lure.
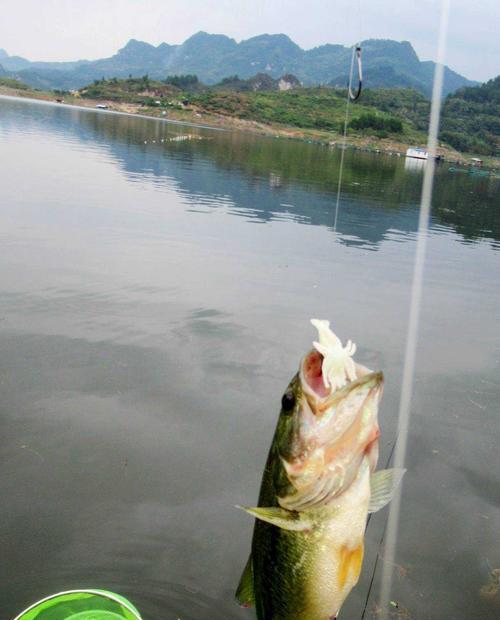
[310,319,357,391]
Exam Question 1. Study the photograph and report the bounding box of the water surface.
[0,96,498,619]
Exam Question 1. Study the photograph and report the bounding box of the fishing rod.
[375,2,451,618]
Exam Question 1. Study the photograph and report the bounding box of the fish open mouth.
[299,347,375,415]
[302,350,330,399]
[299,319,373,408]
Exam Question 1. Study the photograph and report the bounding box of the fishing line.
[333,45,357,231]
[376,1,451,618]
[360,425,398,619]
[360,519,387,620]
[334,0,364,232]
[357,0,363,45]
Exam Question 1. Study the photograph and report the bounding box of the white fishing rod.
[376,1,451,618]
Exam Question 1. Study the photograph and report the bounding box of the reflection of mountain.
[2,98,498,247]
[431,173,500,247]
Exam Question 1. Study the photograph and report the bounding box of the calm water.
[0,96,498,620]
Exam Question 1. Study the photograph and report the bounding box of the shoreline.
[1,86,498,171]
[0,91,226,133]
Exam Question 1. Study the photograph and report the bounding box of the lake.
[0,96,498,620]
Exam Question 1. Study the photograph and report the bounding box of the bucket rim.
[12,589,142,620]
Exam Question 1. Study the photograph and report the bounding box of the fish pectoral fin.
[235,554,254,608]
[236,505,312,531]
[368,468,406,513]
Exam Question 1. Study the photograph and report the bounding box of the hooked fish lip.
[299,348,383,412]
[316,369,384,411]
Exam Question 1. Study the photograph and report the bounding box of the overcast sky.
[1,0,498,81]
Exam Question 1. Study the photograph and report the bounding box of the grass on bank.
[80,77,427,143]
[0,77,30,90]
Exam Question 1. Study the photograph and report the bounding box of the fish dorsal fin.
[235,554,254,608]
[368,468,406,513]
[236,505,312,531]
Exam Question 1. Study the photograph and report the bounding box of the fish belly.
[254,461,371,620]
[305,460,371,619]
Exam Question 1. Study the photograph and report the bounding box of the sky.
[1,0,499,82]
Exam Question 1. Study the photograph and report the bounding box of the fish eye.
[281,391,295,412]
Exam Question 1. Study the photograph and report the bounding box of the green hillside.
[186,88,414,137]
[440,76,500,155]
[0,76,30,90]
[77,75,499,154]
[79,76,425,141]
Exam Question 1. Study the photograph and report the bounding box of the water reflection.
[404,156,427,173]
[0,97,498,620]
[1,96,498,249]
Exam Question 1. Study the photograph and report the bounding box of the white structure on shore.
[406,147,429,160]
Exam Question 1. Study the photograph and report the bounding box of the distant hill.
[0,33,477,96]
[440,75,500,155]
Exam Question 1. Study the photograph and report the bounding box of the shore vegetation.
[1,73,498,166]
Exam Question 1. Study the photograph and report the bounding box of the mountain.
[0,33,477,96]
[328,40,478,97]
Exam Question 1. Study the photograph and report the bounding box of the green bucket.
[13,590,142,620]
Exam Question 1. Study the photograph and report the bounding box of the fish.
[235,319,405,620]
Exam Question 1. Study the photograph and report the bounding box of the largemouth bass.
[236,320,404,620]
